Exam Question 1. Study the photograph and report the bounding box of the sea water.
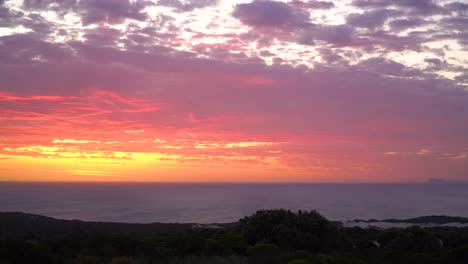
[1,182,467,223]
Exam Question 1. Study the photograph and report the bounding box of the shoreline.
[2,211,468,236]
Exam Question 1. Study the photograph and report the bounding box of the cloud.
[301,24,356,46]
[52,139,101,144]
[194,141,275,149]
[445,1,468,13]
[417,149,431,156]
[124,130,145,134]
[452,152,467,160]
[389,18,426,30]
[0,33,73,64]
[230,0,439,51]
[455,73,468,83]
[77,0,152,25]
[351,0,445,15]
[2,36,468,153]
[17,0,153,26]
[288,0,334,9]
[157,0,219,12]
[22,0,76,15]
[441,16,468,32]
[232,0,311,28]
[65,169,117,177]
[1,0,468,180]
[357,57,420,77]
[347,9,401,30]
[427,178,451,184]
[83,26,122,47]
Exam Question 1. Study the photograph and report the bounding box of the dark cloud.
[0,4,23,27]
[363,30,425,51]
[19,0,154,25]
[289,0,334,9]
[22,0,77,15]
[424,58,451,72]
[318,48,347,65]
[352,0,445,15]
[22,13,56,35]
[233,0,311,28]
[0,4,59,35]
[0,33,72,65]
[455,73,468,83]
[0,9,62,38]
[425,58,442,66]
[347,9,401,30]
[353,0,434,9]
[83,27,122,47]
[231,0,440,51]
[445,2,468,12]
[157,0,218,12]
[78,0,151,26]
[232,1,358,48]
[436,16,468,47]
[389,18,426,30]
[441,17,468,31]
[300,25,357,46]
[0,8,11,26]
[358,57,420,77]
[259,50,275,57]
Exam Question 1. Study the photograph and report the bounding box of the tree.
[238,209,341,251]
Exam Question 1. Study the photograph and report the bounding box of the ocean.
[1,183,467,223]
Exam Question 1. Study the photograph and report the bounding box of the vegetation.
[1,210,468,263]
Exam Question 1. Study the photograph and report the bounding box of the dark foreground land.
[1,210,468,264]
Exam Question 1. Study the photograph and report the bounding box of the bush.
[72,255,102,264]
[247,243,280,264]
[288,260,308,264]
[110,256,136,264]
[451,245,468,262]
[239,209,341,252]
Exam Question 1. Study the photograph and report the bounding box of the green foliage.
[377,226,442,252]
[287,259,308,264]
[109,257,137,264]
[247,243,280,264]
[451,244,468,262]
[0,239,56,264]
[165,255,247,264]
[284,253,366,264]
[238,209,341,252]
[72,255,103,264]
[1,209,468,264]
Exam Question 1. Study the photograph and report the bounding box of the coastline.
[2,210,468,264]
[2,211,468,240]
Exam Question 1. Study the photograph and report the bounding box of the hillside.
[1,210,468,264]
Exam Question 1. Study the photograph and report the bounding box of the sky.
[0,0,467,183]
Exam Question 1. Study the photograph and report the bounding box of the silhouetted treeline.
[1,210,468,264]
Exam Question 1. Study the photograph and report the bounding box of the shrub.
[247,243,280,264]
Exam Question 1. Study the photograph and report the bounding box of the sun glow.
[1,0,467,183]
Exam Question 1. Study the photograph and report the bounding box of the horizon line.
[1,180,466,184]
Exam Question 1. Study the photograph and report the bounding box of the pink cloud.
[1,0,467,181]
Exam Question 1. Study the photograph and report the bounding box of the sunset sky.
[0,0,467,182]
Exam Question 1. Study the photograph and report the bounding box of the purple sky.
[0,0,467,182]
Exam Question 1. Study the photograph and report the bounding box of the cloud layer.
[0,0,467,182]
